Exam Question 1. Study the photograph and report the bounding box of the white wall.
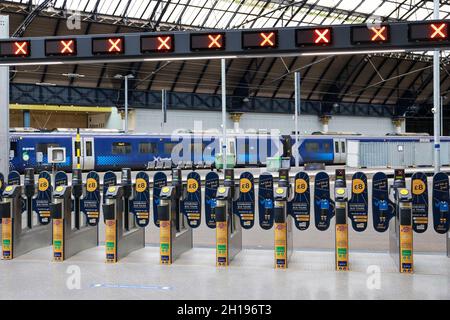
[110,108,400,135]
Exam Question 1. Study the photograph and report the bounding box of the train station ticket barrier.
[215,169,242,267]
[103,169,145,263]
[334,169,349,271]
[389,170,414,273]
[0,169,52,259]
[50,170,99,261]
[158,168,193,265]
[273,169,293,269]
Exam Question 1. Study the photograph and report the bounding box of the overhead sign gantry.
[0,20,449,65]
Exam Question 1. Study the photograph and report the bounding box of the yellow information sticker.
[86,178,98,192]
[239,178,252,193]
[38,178,49,192]
[135,178,147,193]
[187,178,199,193]
[352,179,365,194]
[295,179,308,194]
[412,179,426,196]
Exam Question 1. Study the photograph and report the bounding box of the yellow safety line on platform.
[9,104,112,113]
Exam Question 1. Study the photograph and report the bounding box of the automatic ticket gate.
[389,170,414,273]
[334,169,349,271]
[273,169,293,269]
[103,169,145,263]
[50,170,99,261]
[0,169,52,259]
[215,169,242,267]
[158,168,193,265]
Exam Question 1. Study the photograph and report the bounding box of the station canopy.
[2,0,450,110]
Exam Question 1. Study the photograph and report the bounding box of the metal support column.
[221,59,227,169]
[161,89,167,133]
[433,0,441,173]
[124,75,129,133]
[294,72,301,168]
[0,15,9,175]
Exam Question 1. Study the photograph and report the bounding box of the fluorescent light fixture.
[300,49,406,56]
[144,55,239,62]
[0,61,64,66]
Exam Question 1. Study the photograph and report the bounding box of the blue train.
[8,130,447,173]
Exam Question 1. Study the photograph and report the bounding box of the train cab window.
[112,142,132,155]
[85,141,93,157]
[37,143,60,155]
[305,142,319,152]
[324,143,331,152]
[139,142,157,154]
[164,142,178,155]
[341,142,346,153]
[335,141,339,153]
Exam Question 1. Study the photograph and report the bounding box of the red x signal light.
[14,41,29,56]
[314,28,331,44]
[430,23,447,39]
[260,32,276,47]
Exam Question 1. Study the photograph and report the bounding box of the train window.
[164,142,178,155]
[335,141,339,153]
[112,142,132,155]
[341,142,346,153]
[139,142,157,154]
[37,143,60,155]
[305,142,319,152]
[85,141,93,157]
[324,143,331,152]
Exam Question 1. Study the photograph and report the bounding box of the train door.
[72,137,83,169]
[333,138,347,164]
[83,137,95,171]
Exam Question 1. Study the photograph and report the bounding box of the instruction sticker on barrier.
[102,171,117,204]
[314,172,335,231]
[348,172,368,232]
[32,171,52,225]
[54,171,68,187]
[258,173,274,230]
[432,172,450,234]
[205,172,219,229]
[105,219,117,263]
[411,172,428,233]
[81,171,101,226]
[7,171,20,186]
[53,217,64,261]
[233,172,255,229]
[372,172,395,232]
[182,172,202,228]
[2,216,12,259]
[153,172,167,228]
[130,172,150,227]
[288,172,310,231]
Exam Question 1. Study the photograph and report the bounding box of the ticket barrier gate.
[50,170,99,261]
[273,169,293,269]
[158,168,193,265]
[389,170,413,273]
[215,169,242,267]
[334,170,349,271]
[0,169,52,259]
[103,169,145,263]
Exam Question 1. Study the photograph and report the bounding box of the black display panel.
[351,25,389,44]
[45,39,77,56]
[141,35,174,53]
[190,33,225,51]
[296,28,332,46]
[242,31,277,49]
[92,37,124,54]
[409,22,448,41]
[0,41,30,57]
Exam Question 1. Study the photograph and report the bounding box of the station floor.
[0,246,449,300]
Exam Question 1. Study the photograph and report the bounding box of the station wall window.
[112,142,132,155]
[37,143,60,155]
[139,142,157,154]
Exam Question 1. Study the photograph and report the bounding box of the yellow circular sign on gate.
[162,186,170,193]
[38,178,49,192]
[187,178,199,193]
[135,178,147,193]
[400,189,409,196]
[86,178,98,192]
[5,186,12,192]
[352,179,365,194]
[412,179,426,195]
[56,186,64,192]
[295,179,308,194]
[108,186,116,193]
[0,180,2,189]
[239,178,252,193]
[276,188,284,195]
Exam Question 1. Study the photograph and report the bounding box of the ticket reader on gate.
[389,170,413,273]
[273,169,293,269]
[51,184,98,261]
[215,169,242,267]
[158,169,193,264]
[1,175,52,259]
[103,171,145,263]
[334,170,349,271]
